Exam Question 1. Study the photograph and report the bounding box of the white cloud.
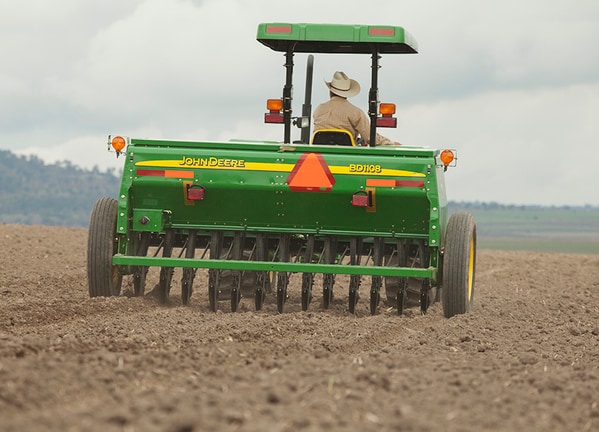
[15,135,115,170]
[399,83,599,205]
[1,0,598,205]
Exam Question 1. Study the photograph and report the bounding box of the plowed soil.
[1,223,599,432]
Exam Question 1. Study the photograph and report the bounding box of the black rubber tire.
[87,197,122,297]
[348,237,360,314]
[369,237,384,315]
[133,232,150,297]
[348,286,358,314]
[322,236,336,309]
[396,283,407,315]
[384,240,407,308]
[276,234,290,313]
[208,231,222,312]
[442,212,476,318]
[301,235,315,311]
[157,229,175,304]
[181,230,196,305]
[254,234,268,311]
[301,273,314,311]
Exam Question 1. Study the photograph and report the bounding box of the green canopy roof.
[257,23,418,54]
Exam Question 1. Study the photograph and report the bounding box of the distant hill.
[0,150,119,227]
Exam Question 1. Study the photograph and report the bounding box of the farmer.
[313,71,398,146]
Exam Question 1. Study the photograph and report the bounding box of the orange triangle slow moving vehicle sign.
[286,153,336,192]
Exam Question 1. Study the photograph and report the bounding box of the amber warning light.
[376,103,397,128]
[265,99,284,124]
[108,135,127,157]
[440,149,456,171]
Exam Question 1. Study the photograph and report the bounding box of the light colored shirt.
[313,96,394,146]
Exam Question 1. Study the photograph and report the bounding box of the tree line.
[0,150,118,227]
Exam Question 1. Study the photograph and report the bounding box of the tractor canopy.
[256,23,418,54]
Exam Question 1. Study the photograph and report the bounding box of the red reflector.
[376,117,397,128]
[396,180,425,188]
[136,169,194,179]
[352,193,370,207]
[136,169,165,177]
[369,27,395,37]
[367,179,395,187]
[166,170,194,179]
[187,186,205,201]
[266,25,291,34]
[366,179,425,188]
[265,112,284,124]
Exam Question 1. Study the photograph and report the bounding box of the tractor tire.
[442,212,476,318]
[87,197,122,297]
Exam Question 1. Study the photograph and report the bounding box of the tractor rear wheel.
[442,212,476,318]
[87,197,122,297]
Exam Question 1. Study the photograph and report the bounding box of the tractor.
[87,23,476,317]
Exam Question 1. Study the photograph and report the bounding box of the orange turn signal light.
[111,136,126,152]
[379,103,396,116]
[267,99,283,111]
[440,149,455,166]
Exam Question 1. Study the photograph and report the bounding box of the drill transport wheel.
[442,212,477,318]
[87,197,122,297]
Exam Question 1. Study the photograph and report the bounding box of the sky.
[1,0,598,206]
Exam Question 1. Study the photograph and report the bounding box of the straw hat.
[325,71,360,98]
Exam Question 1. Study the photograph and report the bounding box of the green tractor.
[87,23,476,317]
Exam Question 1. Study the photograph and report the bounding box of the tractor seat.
[311,129,356,146]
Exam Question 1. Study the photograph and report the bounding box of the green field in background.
[449,204,599,254]
[478,237,599,254]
